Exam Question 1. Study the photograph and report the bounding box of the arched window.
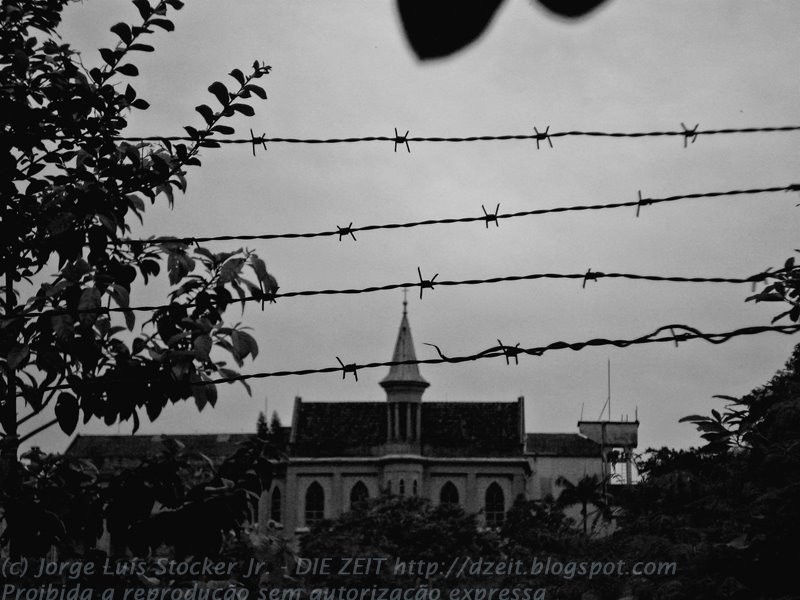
[485,482,505,527]
[270,487,282,523]
[350,481,369,507]
[412,480,418,496]
[440,481,459,506]
[305,482,324,526]
[399,479,405,496]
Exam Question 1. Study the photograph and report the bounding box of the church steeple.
[382,299,427,446]
[380,298,429,401]
[381,299,430,394]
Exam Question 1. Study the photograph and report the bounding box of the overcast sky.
[29,0,800,454]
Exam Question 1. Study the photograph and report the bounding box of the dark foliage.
[1,0,278,557]
[397,0,611,60]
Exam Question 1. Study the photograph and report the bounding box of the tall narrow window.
[485,482,505,527]
[270,487,282,523]
[412,480,418,496]
[350,481,369,507]
[305,482,324,526]
[399,479,405,496]
[440,481,459,506]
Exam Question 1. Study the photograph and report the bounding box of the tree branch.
[19,418,59,445]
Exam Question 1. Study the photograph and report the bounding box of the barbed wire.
[100,124,800,153]
[25,323,800,394]
[7,267,777,320]
[126,185,799,245]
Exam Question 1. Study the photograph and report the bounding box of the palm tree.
[555,474,613,535]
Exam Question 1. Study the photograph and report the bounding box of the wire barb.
[417,267,438,299]
[681,122,699,148]
[336,357,359,381]
[533,126,553,149]
[497,339,522,365]
[249,129,267,156]
[583,268,599,289]
[482,203,500,228]
[424,342,449,361]
[635,190,650,218]
[337,223,356,242]
[394,128,410,153]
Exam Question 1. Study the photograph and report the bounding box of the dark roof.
[525,433,601,457]
[422,402,521,457]
[291,402,387,457]
[290,401,522,458]
[380,309,428,387]
[65,433,253,461]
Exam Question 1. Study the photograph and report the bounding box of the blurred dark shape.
[397,0,504,60]
[397,0,611,60]
[537,0,608,18]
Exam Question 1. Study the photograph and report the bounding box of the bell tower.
[381,297,428,451]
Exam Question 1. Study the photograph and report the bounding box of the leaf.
[51,314,75,343]
[678,415,708,423]
[110,22,133,44]
[194,104,215,125]
[211,125,234,135]
[99,47,119,66]
[193,334,213,360]
[208,81,229,106]
[244,83,267,99]
[7,344,30,370]
[231,329,258,360]
[22,384,43,412]
[132,337,147,354]
[217,367,251,395]
[397,0,503,60]
[129,43,155,52]
[146,398,163,421]
[219,257,245,284]
[122,309,136,331]
[149,18,175,31]
[230,103,255,116]
[167,251,194,285]
[249,256,268,282]
[131,410,140,434]
[229,68,245,85]
[191,373,217,411]
[132,0,152,20]
[116,63,139,77]
[78,287,102,327]
[55,392,79,435]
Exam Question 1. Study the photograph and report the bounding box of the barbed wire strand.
[102,125,800,147]
[127,185,799,245]
[25,323,800,394]
[7,268,777,320]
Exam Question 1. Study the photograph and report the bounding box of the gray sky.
[30,0,800,453]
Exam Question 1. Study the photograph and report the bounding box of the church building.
[262,303,639,536]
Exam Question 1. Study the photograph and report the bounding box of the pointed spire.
[380,300,429,400]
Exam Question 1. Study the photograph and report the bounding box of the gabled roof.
[64,433,253,461]
[525,433,601,457]
[290,402,387,457]
[290,400,523,458]
[422,402,522,457]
